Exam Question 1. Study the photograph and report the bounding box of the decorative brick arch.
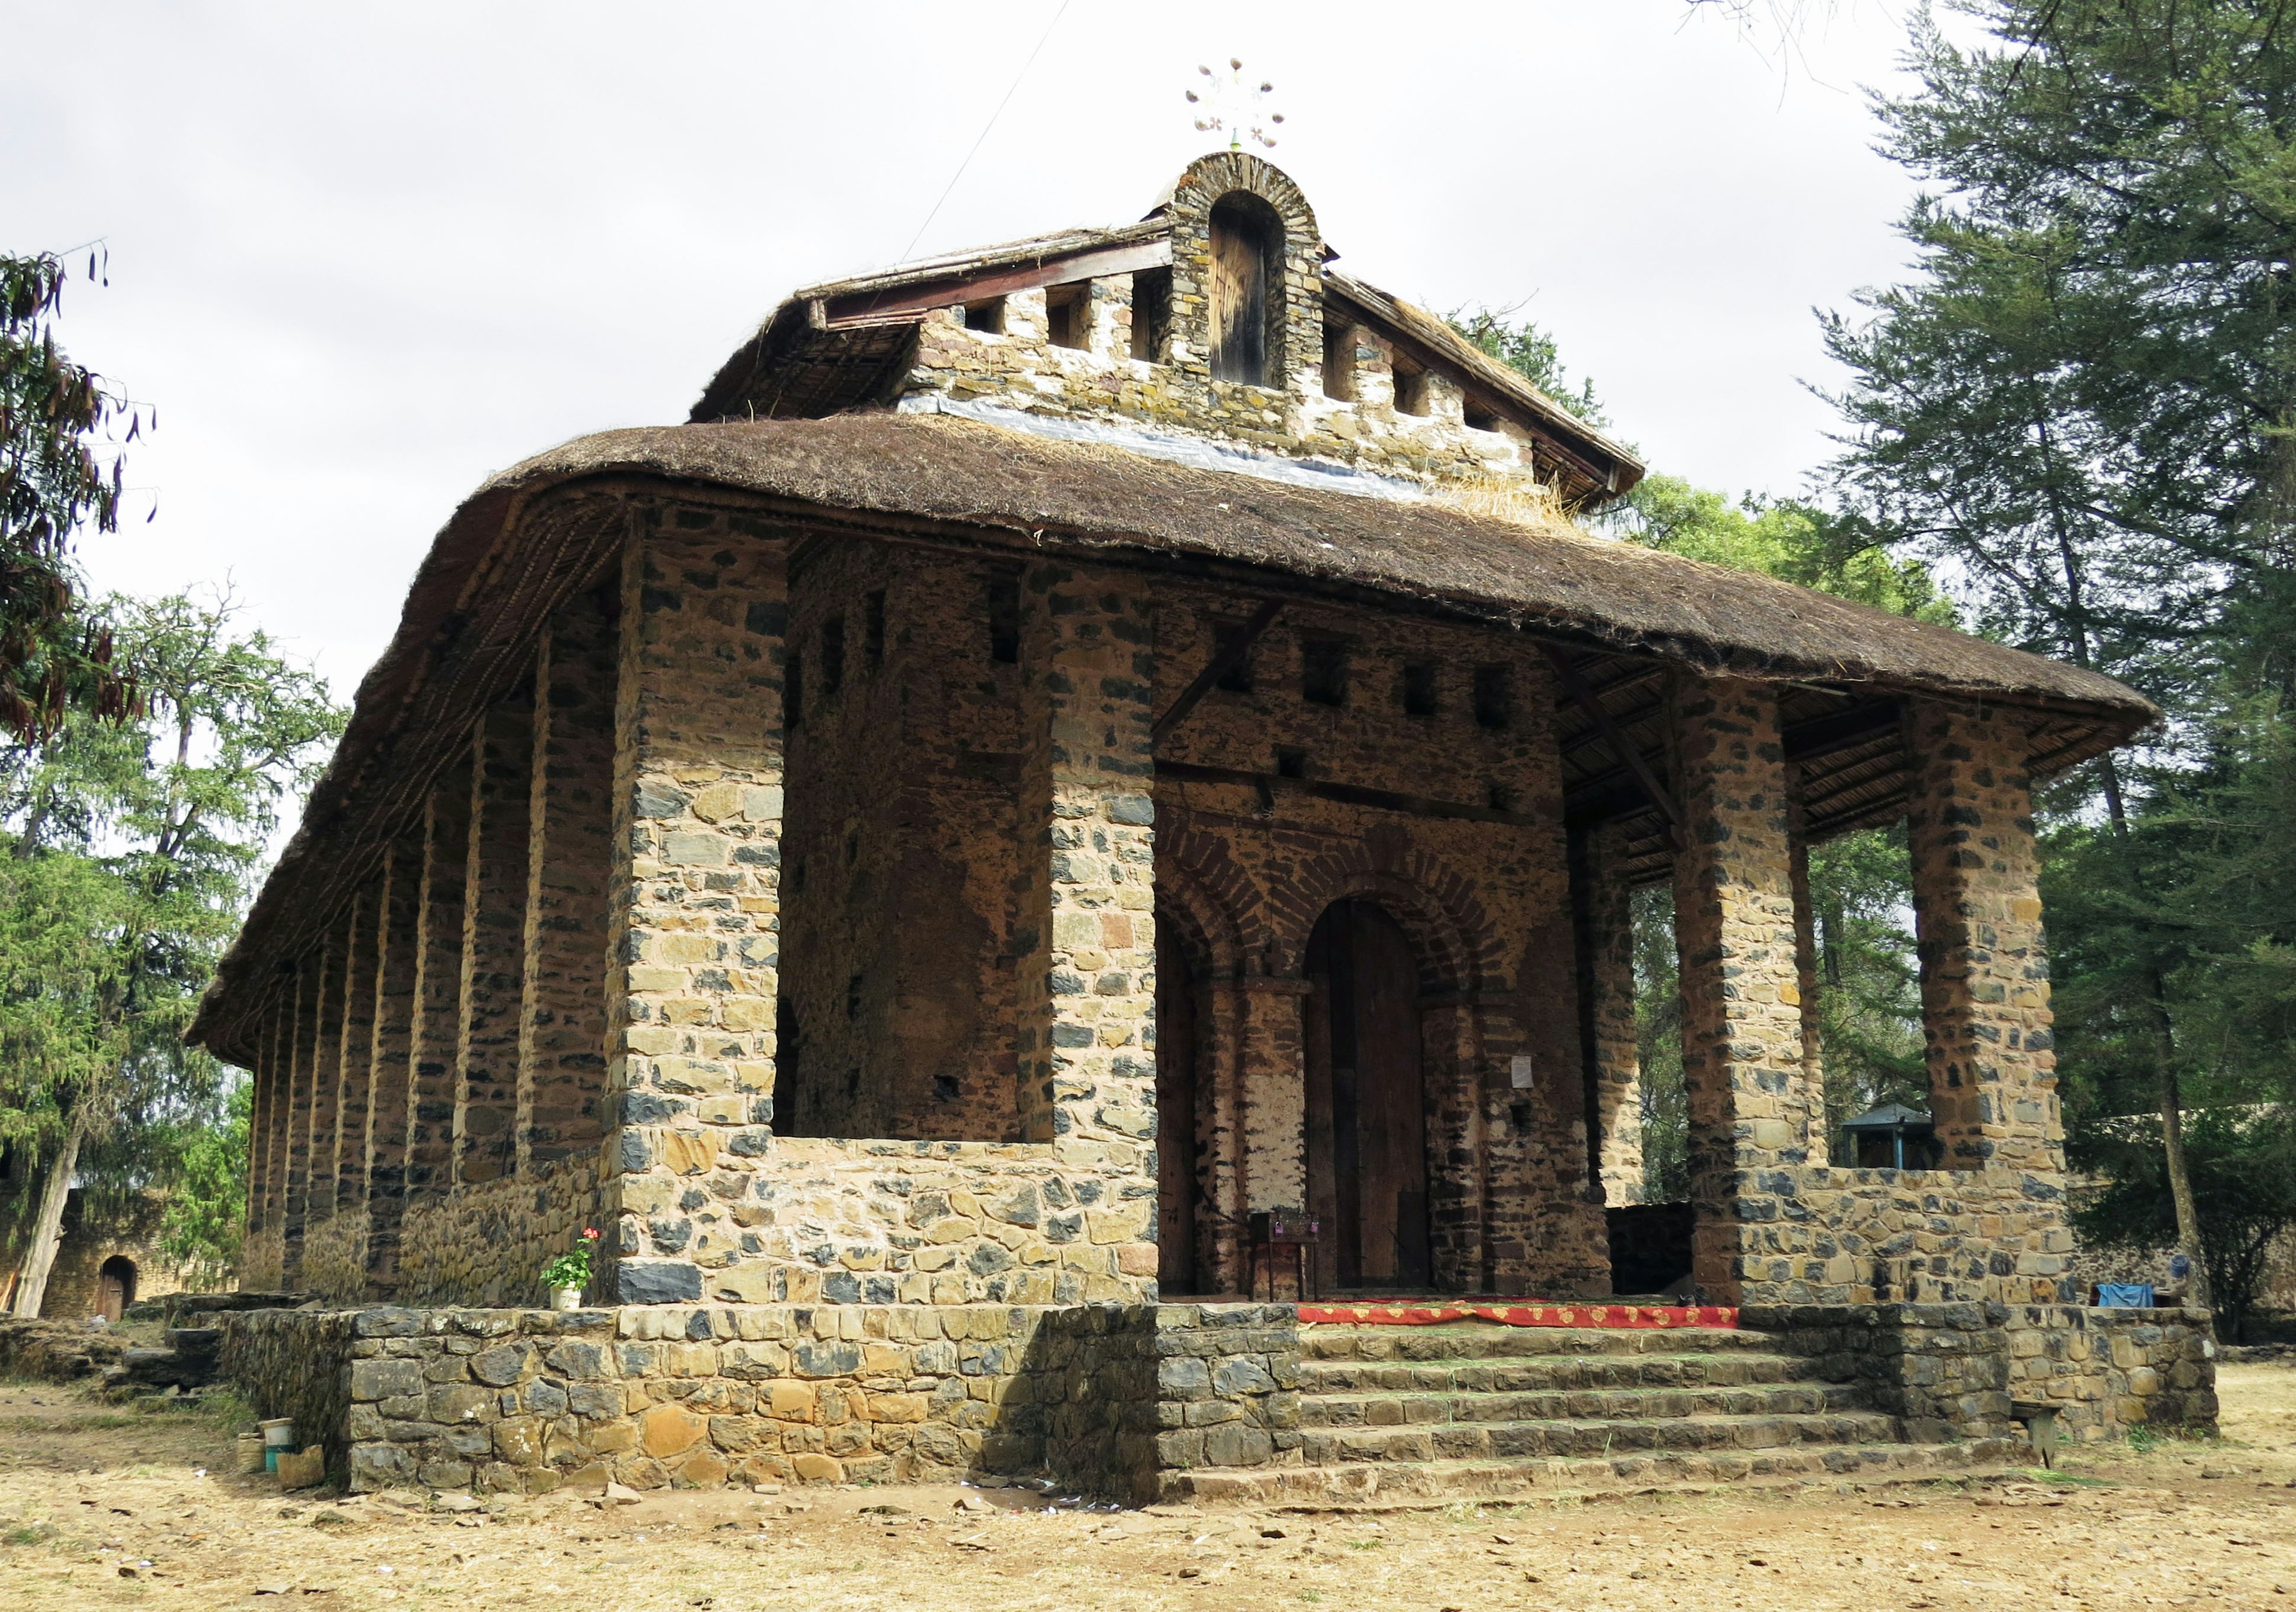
[1155,815,1268,979]
[1262,836,1504,997]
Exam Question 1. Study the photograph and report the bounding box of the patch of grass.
[2125,1425,2161,1455]
[1347,1538,1381,1551]
[4,1523,56,1547]
[2027,1467,2115,1488]
[1299,1594,1324,1604]
[1440,1500,1485,1526]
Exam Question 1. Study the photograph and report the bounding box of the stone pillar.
[306,927,347,1237]
[1193,977,1254,1296]
[1236,978,1308,1222]
[603,511,785,1306]
[280,957,320,1288]
[405,765,470,1208]
[334,890,378,1228]
[1905,699,2061,1174]
[1576,825,1645,1205]
[1012,561,1158,1296]
[1670,675,1822,1302]
[457,697,533,1186]
[518,592,615,1172]
[261,1001,293,1275]
[363,831,422,1294]
[1014,563,1158,1138]
[1784,798,1831,1167]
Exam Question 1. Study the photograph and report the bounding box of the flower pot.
[549,1286,582,1312]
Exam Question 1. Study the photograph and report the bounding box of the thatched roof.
[186,413,2152,1062]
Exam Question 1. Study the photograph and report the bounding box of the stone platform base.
[214,1297,2215,1505]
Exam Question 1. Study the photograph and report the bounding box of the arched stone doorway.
[1305,899,1430,1290]
[97,1256,137,1323]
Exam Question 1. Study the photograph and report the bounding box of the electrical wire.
[896,0,1073,266]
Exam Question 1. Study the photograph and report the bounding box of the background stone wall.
[219,1309,360,1486]
[396,1157,605,1308]
[1729,1167,2075,1308]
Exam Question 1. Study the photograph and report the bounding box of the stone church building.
[191,155,2210,1499]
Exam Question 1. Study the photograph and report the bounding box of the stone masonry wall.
[1729,1166,2074,1308]
[222,1300,1297,1501]
[1748,1300,2216,1446]
[396,1156,605,1309]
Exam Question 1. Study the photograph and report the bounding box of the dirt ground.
[2,1365,2292,1611]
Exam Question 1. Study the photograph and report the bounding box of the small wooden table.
[1248,1208,1320,1303]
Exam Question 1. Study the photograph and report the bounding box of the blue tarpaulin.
[2096,1283,2156,1308]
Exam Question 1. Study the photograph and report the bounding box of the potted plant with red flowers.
[542,1226,601,1311]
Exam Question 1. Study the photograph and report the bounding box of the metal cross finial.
[1186,58,1284,151]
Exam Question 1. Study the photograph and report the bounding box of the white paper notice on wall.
[1510,1055,1535,1089]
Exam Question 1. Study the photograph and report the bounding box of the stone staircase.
[1176,1317,2016,1506]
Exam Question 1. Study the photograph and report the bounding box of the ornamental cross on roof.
[1187,59,1283,151]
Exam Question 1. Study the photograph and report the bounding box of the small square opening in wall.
[1474,663,1512,729]
[1393,360,1430,417]
[1302,637,1348,706]
[986,570,1021,664]
[1463,397,1501,432]
[1129,268,1171,361]
[962,297,1007,334]
[1488,783,1516,813]
[1213,618,1257,692]
[1275,746,1308,779]
[1046,283,1089,350]
[1322,318,1357,401]
[1402,662,1438,716]
[820,615,846,695]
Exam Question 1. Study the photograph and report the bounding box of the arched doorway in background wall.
[97,1256,137,1323]
[1153,921,1202,1292]
[1305,899,1431,1292]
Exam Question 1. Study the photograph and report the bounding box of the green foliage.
[0,588,342,1280]
[0,251,144,740]
[1821,0,2296,1302]
[2073,1106,2296,1339]
[1448,309,1609,428]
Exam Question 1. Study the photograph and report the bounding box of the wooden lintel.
[1152,599,1285,743]
[822,240,1173,329]
[1155,758,1535,829]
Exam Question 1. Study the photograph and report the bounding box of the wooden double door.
[1305,899,1430,1290]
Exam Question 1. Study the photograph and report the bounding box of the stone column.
[280,957,320,1288]
[1012,560,1159,1297]
[334,890,378,1231]
[1236,976,1308,1221]
[306,927,347,1238]
[518,592,616,1173]
[1905,699,2061,1174]
[1784,797,1831,1168]
[457,698,533,1186]
[602,509,785,1306]
[1670,675,1823,1302]
[1576,824,1645,1205]
[261,1002,294,1277]
[363,831,422,1294]
[1194,977,1251,1295]
[405,766,471,1209]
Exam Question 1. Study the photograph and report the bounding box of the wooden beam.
[821,240,1174,329]
[1544,647,1683,851]
[1152,599,1285,744]
[1156,759,1537,829]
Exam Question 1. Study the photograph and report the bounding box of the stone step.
[1297,1350,1827,1396]
[1170,1436,2023,1507]
[1294,1408,1901,1466]
[1297,1324,1777,1364]
[1300,1379,1870,1428]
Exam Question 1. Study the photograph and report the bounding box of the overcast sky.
[5,0,1942,701]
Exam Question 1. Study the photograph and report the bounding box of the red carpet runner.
[1295,1302,1738,1329]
